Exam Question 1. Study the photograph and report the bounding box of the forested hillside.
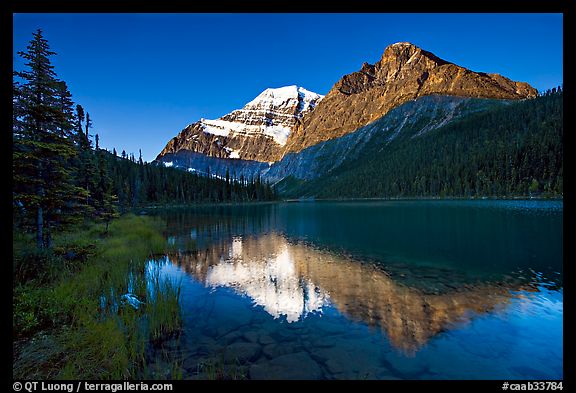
[282,90,562,199]
[107,151,276,210]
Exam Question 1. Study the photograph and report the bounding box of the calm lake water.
[148,200,563,380]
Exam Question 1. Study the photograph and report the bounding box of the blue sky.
[13,13,563,162]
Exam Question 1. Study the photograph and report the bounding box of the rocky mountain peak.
[381,41,421,60]
[242,85,323,118]
[156,86,324,162]
[282,42,538,155]
[379,42,448,72]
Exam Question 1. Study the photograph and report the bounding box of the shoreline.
[140,196,563,210]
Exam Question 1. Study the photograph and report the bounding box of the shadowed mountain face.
[167,232,526,353]
[156,42,537,166]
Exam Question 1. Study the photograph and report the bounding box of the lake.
[147,200,563,380]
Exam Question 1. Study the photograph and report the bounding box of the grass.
[146,263,182,342]
[13,214,182,380]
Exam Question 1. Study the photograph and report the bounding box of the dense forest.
[13,30,275,249]
[107,151,276,209]
[285,89,563,199]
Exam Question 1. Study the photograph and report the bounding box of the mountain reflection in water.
[165,232,528,353]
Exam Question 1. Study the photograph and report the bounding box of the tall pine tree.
[13,29,85,248]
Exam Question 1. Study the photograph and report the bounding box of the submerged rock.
[120,293,144,310]
[221,330,244,345]
[249,352,323,380]
[258,334,275,346]
[224,342,262,363]
[242,330,260,343]
[262,343,296,359]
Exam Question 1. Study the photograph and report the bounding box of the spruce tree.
[94,149,119,233]
[74,104,97,214]
[13,29,85,248]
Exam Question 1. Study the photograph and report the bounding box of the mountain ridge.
[282,42,538,155]
[156,42,539,178]
[157,85,323,162]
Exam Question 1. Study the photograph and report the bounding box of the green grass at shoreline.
[13,214,182,379]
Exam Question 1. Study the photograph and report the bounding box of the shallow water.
[149,200,563,379]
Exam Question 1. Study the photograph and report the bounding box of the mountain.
[283,42,538,154]
[157,85,323,163]
[154,42,557,198]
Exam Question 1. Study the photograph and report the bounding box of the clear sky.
[13,13,563,162]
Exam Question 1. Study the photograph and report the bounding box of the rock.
[258,334,275,346]
[242,330,260,343]
[249,352,323,380]
[221,330,244,345]
[270,328,297,342]
[193,336,222,356]
[120,293,144,310]
[314,320,346,335]
[383,350,429,377]
[325,358,347,375]
[310,343,390,378]
[311,336,335,348]
[182,354,204,373]
[224,342,261,363]
[262,343,295,359]
[310,347,340,362]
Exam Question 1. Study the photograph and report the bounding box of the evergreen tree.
[73,104,97,214]
[94,148,119,233]
[75,104,84,131]
[85,112,92,141]
[13,29,85,248]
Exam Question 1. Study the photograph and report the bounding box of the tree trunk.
[36,162,45,249]
[45,229,52,249]
[36,206,44,249]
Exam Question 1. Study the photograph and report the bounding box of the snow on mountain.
[157,85,324,163]
[245,85,323,116]
[198,85,323,147]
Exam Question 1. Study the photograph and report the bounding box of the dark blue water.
[150,200,563,380]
